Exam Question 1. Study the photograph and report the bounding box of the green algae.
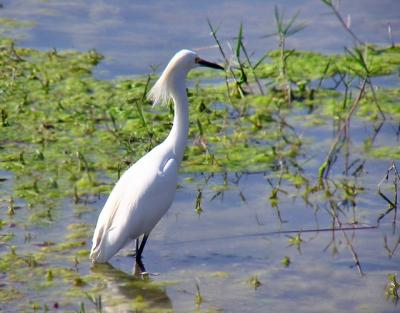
[0,287,23,302]
[1,35,399,209]
[66,223,92,240]
[367,146,400,160]
[385,274,400,303]
[256,46,400,82]
[247,275,262,290]
[0,34,283,213]
[0,18,35,30]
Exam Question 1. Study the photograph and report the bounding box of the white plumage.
[90,50,223,266]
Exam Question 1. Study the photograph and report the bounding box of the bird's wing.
[90,149,179,262]
[90,170,133,260]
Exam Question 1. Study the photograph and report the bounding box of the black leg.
[134,234,149,275]
[136,234,149,261]
[135,257,146,274]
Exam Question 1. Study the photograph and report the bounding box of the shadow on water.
[90,263,173,313]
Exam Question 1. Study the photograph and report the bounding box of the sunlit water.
[2,0,400,78]
[2,117,398,312]
[1,1,400,312]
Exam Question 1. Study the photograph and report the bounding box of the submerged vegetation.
[1,1,400,312]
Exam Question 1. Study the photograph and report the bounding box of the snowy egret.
[90,50,223,270]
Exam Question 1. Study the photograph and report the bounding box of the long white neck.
[166,82,189,163]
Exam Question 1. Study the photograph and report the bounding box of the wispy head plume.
[147,70,172,106]
[147,50,196,106]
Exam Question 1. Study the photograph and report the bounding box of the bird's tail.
[90,224,111,263]
[90,226,129,263]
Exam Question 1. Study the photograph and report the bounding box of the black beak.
[196,58,224,70]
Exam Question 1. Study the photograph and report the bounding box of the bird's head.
[148,49,224,106]
[171,49,224,72]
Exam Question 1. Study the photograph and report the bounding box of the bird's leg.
[136,234,149,261]
[133,234,149,274]
[135,257,146,275]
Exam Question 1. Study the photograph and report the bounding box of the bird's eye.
[194,57,201,64]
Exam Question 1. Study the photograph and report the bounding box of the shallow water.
[1,1,400,313]
[1,116,399,312]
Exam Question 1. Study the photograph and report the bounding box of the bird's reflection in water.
[91,262,172,313]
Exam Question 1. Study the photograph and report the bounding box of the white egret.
[90,50,223,270]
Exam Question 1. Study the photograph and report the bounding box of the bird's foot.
[133,257,160,277]
[134,258,147,276]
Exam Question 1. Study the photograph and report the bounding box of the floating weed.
[66,223,92,240]
[287,233,303,252]
[41,240,86,253]
[0,287,23,302]
[23,253,39,268]
[75,249,90,258]
[194,280,203,308]
[46,269,54,281]
[385,274,399,304]
[0,219,6,229]
[7,196,14,215]
[0,18,35,29]
[73,277,86,287]
[247,275,262,290]
[281,256,291,267]
[210,271,230,279]
[194,189,203,216]
[368,146,400,160]
[0,232,14,244]
[9,245,16,256]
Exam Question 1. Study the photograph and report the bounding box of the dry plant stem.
[322,1,386,120]
[335,202,364,276]
[223,72,235,104]
[323,231,338,255]
[331,197,365,276]
[388,23,395,48]
[322,0,364,46]
[384,234,400,258]
[350,121,384,176]
[164,225,377,246]
[207,19,244,97]
[341,228,364,276]
[366,77,386,120]
[316,58,332,90]
[377,162,399,227]
[320,177,366,276]
[344,120,350,175]
[266,160,286,224]
[9,41,24,62]
[320,78,367,180]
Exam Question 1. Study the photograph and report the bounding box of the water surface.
[2,0,399,77]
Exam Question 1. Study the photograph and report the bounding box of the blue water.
[2,0,399,78]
